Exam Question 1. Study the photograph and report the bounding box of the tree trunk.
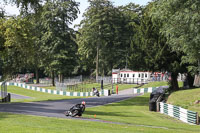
[58,73,63,83]
[187,73,194,87]
[36,68,39,84]
[96,45,99,82]
[58,74,61,83]
[61,74,63,83]
[52,71,55,86]
[169,72,179,91]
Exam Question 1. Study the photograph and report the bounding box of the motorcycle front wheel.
[64,111,70,116]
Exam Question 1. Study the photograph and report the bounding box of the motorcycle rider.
[92,87,100,97]
[66,101,86,117]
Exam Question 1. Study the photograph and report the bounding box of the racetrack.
[0,89,141,118]
[0,92,32,99]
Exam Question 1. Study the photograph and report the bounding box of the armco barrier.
[6,82,109,97]
[133,86,168,94]
[159,102,199,125]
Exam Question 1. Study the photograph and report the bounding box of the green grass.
[42,86,56,90]
[139,81,169,88]
[106,83,139,92]
[0,113,185,133]
[138,81,183,88]
[42,83,100,92]
[7,86,79,102]
[83,94,200,132]
[0,93,200,133]
[38,81,184,93]
[167,87,200,114]
[42,83,139,92]
[1,81,199,132]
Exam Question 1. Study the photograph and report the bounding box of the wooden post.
[156,102,160,112]
[197,112,199,125]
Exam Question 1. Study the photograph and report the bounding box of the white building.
[112,69,184,84]
[112,69,152,84]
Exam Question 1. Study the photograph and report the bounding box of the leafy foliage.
[1,16,37,76]
[4,0,42,12]
[152,0,200,74]
[39,0,79,83]
[77,0,140,76]
[129,2,188,90]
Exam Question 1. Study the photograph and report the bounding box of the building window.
[142,73,144,78]
[124,74,126,78]
[145,73,147,78]
[133,74,135,77]
[139,74,140,77]
[127,74,129,77]
[121,74,123,77]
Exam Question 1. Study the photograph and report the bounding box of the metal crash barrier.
[0,81,11,102]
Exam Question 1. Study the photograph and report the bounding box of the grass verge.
[42,83,139,92]
[0,93,200,133]
[138,81,183,88]
[167,87,200,114]
[6,86,79,102]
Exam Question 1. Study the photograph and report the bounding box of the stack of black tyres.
[149,87,165,111]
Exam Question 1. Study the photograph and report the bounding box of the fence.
[133,86,200,125]
[6,82,110,96]
[64,75,82,83]
[159,102,199,125]
[39,78,55,85]
[112,78,149,84]
[39,75,83,86]
[96,76,112,84]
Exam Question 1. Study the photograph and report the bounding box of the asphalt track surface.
[0,89,141,118]
[0,92,32,99]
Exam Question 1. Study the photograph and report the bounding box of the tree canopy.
[77,0,141,79]
[151,0,200,74]
[0,0,199,89]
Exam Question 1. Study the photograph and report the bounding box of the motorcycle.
[65,102,86,117]
[93,88,100,97]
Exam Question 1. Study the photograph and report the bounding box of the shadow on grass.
[105,96,150,107]
[84,110,141,118]
[0,112,16,120]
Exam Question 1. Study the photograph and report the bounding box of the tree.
[152,0,200,74]
[4,0,42,12]
[118,3,142,70]
[0,8,5,77]
[40,0,79,85]
[77,0,136,79]
[1,16,37,77]
[130,2,187,91]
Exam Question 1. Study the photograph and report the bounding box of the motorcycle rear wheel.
[71,110,79,117]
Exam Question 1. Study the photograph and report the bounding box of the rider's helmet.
[82,101,86,105]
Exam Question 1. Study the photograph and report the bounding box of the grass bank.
[138,81,183,88]
[167,87,200,114]
[83,94,200,132]
[6,86,78,102]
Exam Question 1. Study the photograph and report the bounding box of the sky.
[2,0,151,27]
